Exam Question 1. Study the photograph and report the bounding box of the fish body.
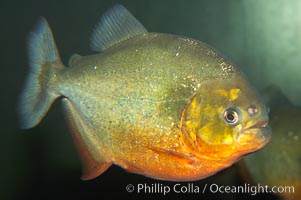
[19,5,271,181]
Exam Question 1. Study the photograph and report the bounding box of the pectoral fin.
[147,145,196,165]
[62,98,112,180]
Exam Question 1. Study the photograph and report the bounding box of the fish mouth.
[238,120,272,149]
[246,120,269,130]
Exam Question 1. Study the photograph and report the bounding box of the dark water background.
[2,0,300,199]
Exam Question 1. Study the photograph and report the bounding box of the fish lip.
[242,120,272,138]
[246,120,269,129]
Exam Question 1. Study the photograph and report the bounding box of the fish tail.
[19,17,65,129]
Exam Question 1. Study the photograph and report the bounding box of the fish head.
[181,73,272,162]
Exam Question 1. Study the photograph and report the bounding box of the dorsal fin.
[90,4,148,52]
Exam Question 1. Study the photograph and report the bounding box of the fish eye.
[223,108,240,125]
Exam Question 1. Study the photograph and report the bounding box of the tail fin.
[19,17,64,129]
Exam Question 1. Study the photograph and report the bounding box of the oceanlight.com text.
[125,183,294,196]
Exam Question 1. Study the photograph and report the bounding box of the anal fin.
[62,98,112,180]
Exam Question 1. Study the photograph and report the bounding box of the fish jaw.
[236,122,272,153]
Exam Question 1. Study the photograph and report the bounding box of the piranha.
[19,5,271,181]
